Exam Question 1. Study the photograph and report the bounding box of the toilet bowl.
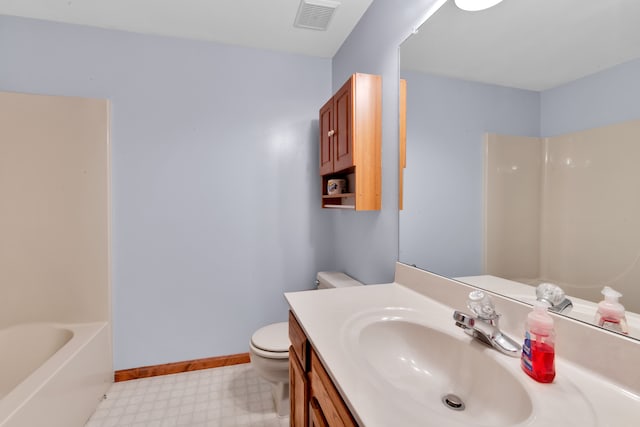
[249,322,290,416]
[249,271,362,417]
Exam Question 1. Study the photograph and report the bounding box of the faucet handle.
[536,283,566,305]
[467,290,499,320]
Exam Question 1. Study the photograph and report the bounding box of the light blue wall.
[328,0,445,284]
[0,15,333,370]
[399,71,540,277]
[541,58,640,136]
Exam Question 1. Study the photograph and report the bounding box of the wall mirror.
[399,0,640,339]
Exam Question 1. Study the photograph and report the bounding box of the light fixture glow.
[454,0,505,12]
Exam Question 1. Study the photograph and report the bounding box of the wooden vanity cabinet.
[308,349,356,427]
[290,347,308,427]
[319,73,381,210]
[289,311,357,427]
[289,311,309,427]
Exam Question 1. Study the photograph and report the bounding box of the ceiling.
[5,0,638,90]
[401,0,640,91]
[0,0,374,58]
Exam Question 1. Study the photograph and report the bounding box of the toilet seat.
[250,322,289,359]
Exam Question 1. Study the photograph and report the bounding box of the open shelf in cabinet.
[321,171,355,209]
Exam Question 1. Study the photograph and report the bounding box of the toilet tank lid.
[317,271,363,288]
[251,322,289,352]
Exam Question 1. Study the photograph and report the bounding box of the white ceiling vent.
[294,0,340,31]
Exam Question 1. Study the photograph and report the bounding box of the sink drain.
[442,393,465,411]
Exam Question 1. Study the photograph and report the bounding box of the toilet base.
[272,382,290,417]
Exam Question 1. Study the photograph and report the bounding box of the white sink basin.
[287,279,637,427]
[344,309,532,426]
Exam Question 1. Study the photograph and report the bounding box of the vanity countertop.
[285,281,640,427]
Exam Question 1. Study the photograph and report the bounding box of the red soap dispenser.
[521,301,555,383]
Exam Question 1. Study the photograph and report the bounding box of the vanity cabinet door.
[290,311,357,427]
[290,312,309,427]
[289,312,308,369]
[309,396,329,427]
[290,347,308,427]
[308,349,357,427]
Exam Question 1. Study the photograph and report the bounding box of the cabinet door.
[289,347,308,427]
[309,350,357,427]
[289,312,308,369]
[333,79,353,172]
[319,98,334,175]
[309,397,329,427]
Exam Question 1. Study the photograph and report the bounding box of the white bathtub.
[0,322,112,427]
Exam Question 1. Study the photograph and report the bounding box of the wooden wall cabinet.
[289,312,357,427]
[319,73,381,210]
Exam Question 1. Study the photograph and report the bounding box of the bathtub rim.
[0,321,110,424]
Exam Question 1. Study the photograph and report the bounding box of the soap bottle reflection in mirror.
[595,287,629,335]
[521,301,555,383]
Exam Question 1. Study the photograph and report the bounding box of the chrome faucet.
[453,291,521,357]
[545,297,573,314]
[536,282,573,314]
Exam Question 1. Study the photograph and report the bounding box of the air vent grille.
[294,0,340,31]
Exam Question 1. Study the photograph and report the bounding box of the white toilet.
[249,271,363,417]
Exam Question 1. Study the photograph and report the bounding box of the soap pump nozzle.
[602,286,622,303]
[595,286,628,335]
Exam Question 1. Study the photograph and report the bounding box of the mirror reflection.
[399,0,640,339]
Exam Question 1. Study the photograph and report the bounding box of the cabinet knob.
[327,130,335,137]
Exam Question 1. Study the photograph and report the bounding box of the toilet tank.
[316,271,363,289]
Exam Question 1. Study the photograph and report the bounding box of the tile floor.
[85,363,289,427]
